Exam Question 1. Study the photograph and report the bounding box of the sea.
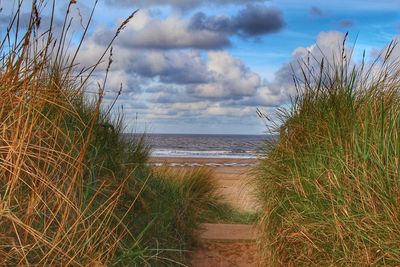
[137,134,275,159]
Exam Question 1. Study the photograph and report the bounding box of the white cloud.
[190,51,261,98]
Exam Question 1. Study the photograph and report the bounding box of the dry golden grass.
[0,1,138,265]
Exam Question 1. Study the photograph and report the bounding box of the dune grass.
[0,1,230,266]
[256,40,400,266]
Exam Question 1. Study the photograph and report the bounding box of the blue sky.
[1,0,399,134]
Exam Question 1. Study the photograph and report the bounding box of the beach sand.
[149,157,259,211]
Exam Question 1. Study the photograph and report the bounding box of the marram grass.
[0,1,230,266]
[0,1,134,264]
[256,40,400,266]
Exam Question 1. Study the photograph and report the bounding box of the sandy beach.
[149,157,259,211]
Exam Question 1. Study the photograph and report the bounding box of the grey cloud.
[132,50,261,101]
[93,11,231,50]
[127,51,211,84]
[132,51,260,100]
[0,11,63,31]
[119,28,229,50]
[310,6,323,16]
[189,13,232,33]
[93,5,284,51]
[189,5,285,37]
[147,90,197,104]
[234,5,284,36]
[338,19,354,27]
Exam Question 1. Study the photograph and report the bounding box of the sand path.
[190,241,259,267]
[194,163,261,266]
[190,223,260,267]
[151,157,261,266]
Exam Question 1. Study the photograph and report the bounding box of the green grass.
[256,40,400,266]
[112,167,234,266]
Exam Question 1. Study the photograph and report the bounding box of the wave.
[151,149,258,159]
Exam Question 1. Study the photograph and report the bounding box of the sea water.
[127,134,275,159]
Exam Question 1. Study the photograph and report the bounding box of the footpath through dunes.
[150,157,261,266]
[190,224,260,267]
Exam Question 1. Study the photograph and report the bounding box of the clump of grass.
[0,1,150,265]
[256,38,400,266]
[0,1,135,264]
[116,167,231,265]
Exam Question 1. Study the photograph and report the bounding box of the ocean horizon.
[125,133,276,159]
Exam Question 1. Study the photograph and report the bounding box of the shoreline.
[149,156,257,167]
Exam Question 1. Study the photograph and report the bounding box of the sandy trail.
[190,241,259,267]
[199,224,258,241]
[190,223,260,267]
[151,157,261,266]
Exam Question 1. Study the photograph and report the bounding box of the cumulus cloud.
[263,31,348,101]
[81,28,350,129]
[78,40,262,103]
[105,0,266,10]
[80,0,351,133]
[129,50,212,84]
[189,51,261,98]
[122,50,261,100]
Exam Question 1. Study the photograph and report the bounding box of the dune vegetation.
[0,1,230,266]
[256,38,400,266]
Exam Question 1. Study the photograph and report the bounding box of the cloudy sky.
[2,0,400,134]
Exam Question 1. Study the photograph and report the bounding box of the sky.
[1,0,400,134]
